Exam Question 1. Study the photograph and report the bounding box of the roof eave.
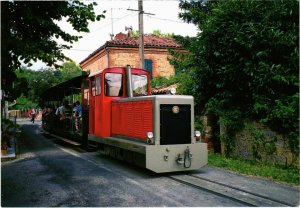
[80,43,183,66]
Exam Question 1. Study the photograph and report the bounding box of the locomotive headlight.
[170,87,176,95]
[195,130,201,142]
[147,132,154,144]
[147,132,154,139]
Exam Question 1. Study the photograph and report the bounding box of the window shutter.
[145,59,153,79]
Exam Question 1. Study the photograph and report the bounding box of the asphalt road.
[1,121,299,207]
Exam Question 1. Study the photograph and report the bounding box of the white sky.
[30,0,199,70]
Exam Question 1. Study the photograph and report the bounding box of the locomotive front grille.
[160,104,191,145]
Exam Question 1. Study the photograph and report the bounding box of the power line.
[90,13,136,33]
[145,15,186,24]
[63,48,94,52]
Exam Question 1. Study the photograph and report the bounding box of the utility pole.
[127,0,154,69]
[138,0,144,69]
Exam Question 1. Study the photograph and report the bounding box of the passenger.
[47,107,56,129]
[54,101,76,130]
[75,101,82,118]
[64,101,72,129]
[72,103,77,116]
[42,107,48,127]
[56,102,65,120]
[64,101,72,118]
[72,103,78,131]
[75,101,82,132]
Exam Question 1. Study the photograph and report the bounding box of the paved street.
[1,121,299,207]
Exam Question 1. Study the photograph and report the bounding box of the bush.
[174,0,299,156]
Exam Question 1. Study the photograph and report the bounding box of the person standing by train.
[30,108,36,123]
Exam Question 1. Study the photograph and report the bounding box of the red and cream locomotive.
[42,65,207,173]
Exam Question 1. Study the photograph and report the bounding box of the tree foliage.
[58,61,82,80]
[13,61,81,108]
[1,1,105,98]
[131,29,175,38]
[173,0,299,155]
[15,68,60,105]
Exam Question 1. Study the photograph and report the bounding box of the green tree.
[14,95,38,111]
[131,29,174,38]
[152,29,175,38]
[58,61,82,81]
[15,68,61,104]
[174,0,299,156]
[1,1,105,99]
[14,60,82,108]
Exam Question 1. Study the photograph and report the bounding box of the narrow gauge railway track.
[169,174,294,207]
[41,131,296,206]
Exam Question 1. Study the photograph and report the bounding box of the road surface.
[1,121,299,207]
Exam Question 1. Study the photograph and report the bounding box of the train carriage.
[41,65,207,173]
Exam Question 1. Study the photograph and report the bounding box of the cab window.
[95,76,101,96]
[104,73,123,96]
[132,74,148,96]
[83,78,89,106]
[91,78,96,96]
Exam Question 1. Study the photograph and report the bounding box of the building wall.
[146,49,175,78]
[81,47,175,78]
[81,50,108,76]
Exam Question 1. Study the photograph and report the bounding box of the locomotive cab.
[87,66,151,137]
[88,65,207,173]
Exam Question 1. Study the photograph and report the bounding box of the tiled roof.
[80,34,182,65]
[151,84,178,95]
[108,34,181,48]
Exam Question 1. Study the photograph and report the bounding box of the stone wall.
[202,116,299,167]
[234,121,299,167]
[201,115,215,151]
[200,114,221,153]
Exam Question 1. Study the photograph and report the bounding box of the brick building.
[80,32,183,78]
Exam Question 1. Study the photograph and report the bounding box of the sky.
[30,0,199,70]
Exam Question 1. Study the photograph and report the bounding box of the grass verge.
[208,153,300,186]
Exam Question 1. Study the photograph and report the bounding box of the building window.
[145,59,153,79]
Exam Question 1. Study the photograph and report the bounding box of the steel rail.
[189,174,295,207]
[168,174,290,207]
